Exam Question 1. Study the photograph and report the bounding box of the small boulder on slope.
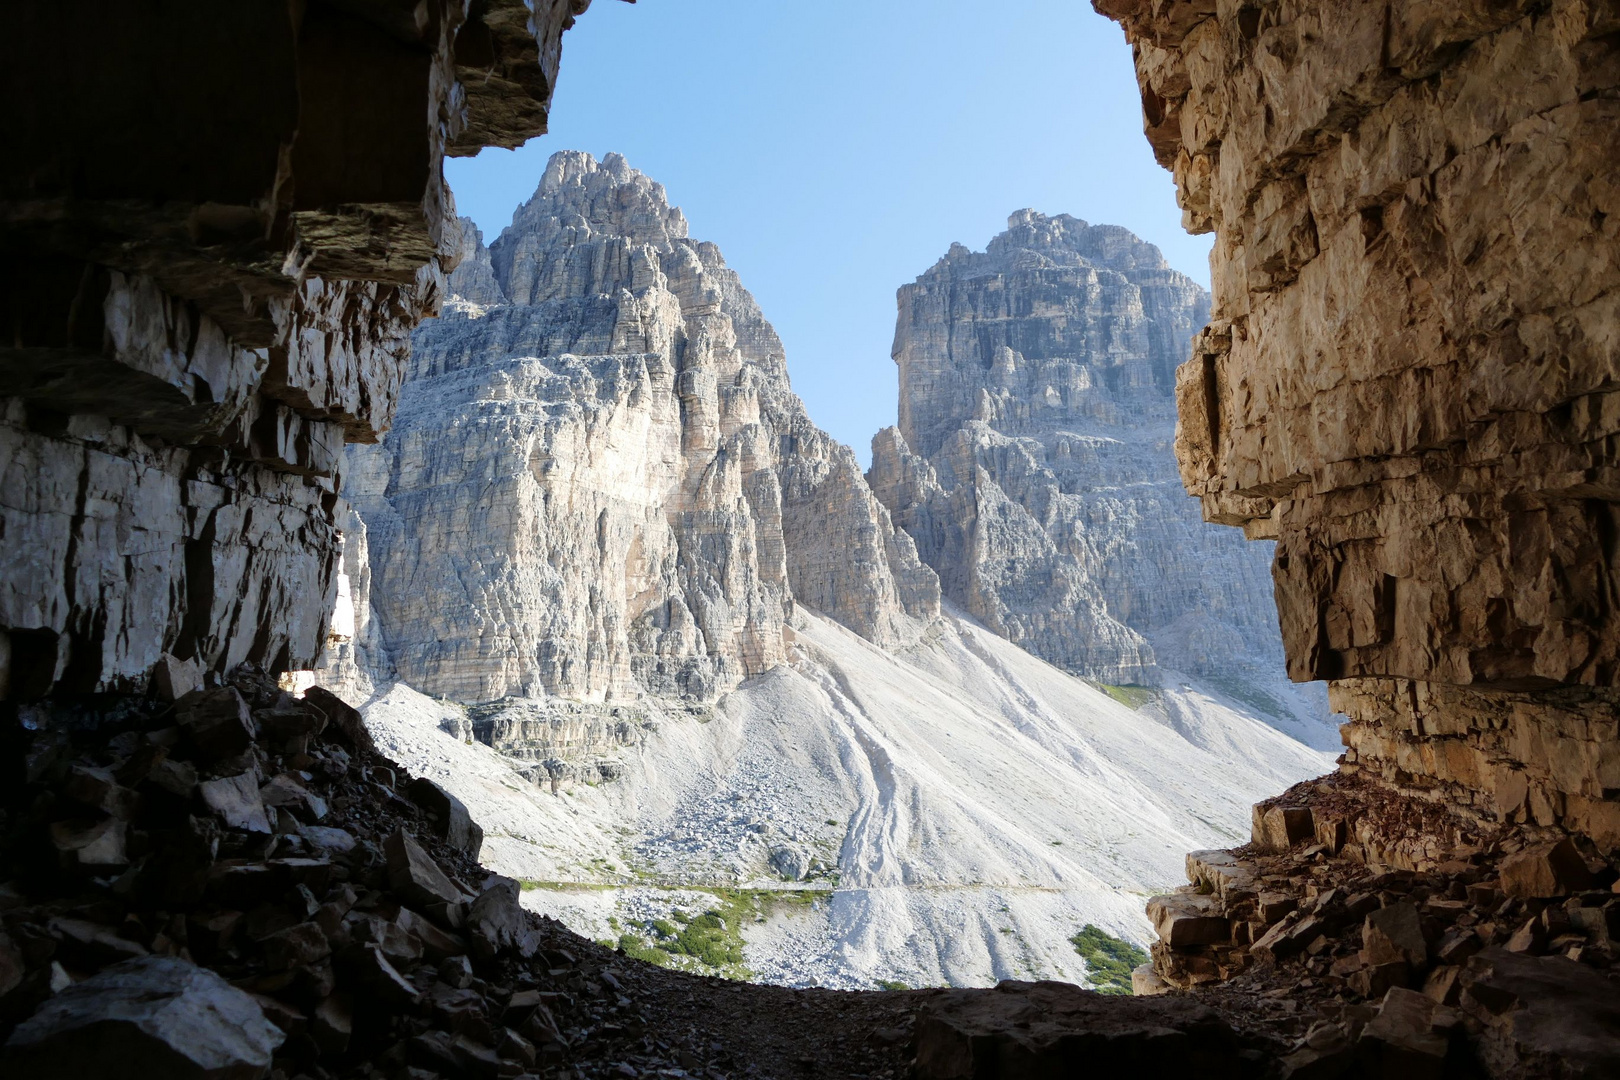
[407,777,484,860]
[467,876,538,960]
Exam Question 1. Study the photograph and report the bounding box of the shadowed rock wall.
[0,0,597,699]
[1093,0,1619,845]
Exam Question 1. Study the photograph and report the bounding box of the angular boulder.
[1147,891,1229,948]
[1462,948,1620,1079]
[259,774,328,823]
[3,955,284,1079]
[1252,805,1314,852]
[768,843,810,881]
[1358,988,1453,1075]
[467,876,538,960]
[406,778,483,860]
[1499,838,1594,899]
[198,773,272,834]
[384,827,462,909]
[49,815,129,869]
[303,686,374,755]
[1361,902,1427,970]
[176,688,258,761]
[151,654,204,703]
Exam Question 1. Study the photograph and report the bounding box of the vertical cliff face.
[0,1,595,701]
[1092,0,1619,846]
[870,212,1294,695]
[346,152,938,704]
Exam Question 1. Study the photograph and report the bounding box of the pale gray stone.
[342,152,938,709]
[870,211,1304,703]
[2,955,285,1080]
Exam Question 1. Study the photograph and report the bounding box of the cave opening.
[0,2,1616,1078]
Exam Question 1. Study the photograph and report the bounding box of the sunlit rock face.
[869,212,1290,692]
[347,152,938,704]
[1096,0,1620,848]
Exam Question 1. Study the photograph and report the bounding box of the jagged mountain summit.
[327,152,1335,990]
[869,211,1320,733]
[341,150,938,706]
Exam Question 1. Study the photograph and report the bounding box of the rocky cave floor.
[1,670,1616,1079]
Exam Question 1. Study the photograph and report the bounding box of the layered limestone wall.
[0,1,596,699]
[869,212,1295,691]
[1331,679,1620,850]
[345,152,938,704]
[1092,0,1619,836]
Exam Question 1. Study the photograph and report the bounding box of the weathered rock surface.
[4,955,285,1080]
[869,212,1299,699]
[1330,678,1620,853]
[406,777,485,860]
[0,1,596,700]
[1137,771,1620,1075]
[344,151,938,705]
[1463,948,1620,1079]
[1096,0,1620,690]
[1092,0,1620,849]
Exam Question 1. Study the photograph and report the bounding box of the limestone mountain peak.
[340,152,937,706]
[872,216,1324,738]
[922,210,1183,289]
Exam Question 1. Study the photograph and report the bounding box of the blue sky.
[446,0,1211,467]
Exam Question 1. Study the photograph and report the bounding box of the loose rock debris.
[5,670,1618,1079]
[0,667,927,1079]
[1142,772,1620,1078]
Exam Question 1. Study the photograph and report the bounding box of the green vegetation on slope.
[1070,925,1148,995]
[579,887,835,981]
[1095,683,1157,710]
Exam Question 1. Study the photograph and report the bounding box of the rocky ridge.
[341,151,938,709]
[869,211,1301,709]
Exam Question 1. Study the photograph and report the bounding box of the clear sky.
[446,0,1212,467]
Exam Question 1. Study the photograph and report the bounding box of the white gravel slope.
[362,609,1335,990]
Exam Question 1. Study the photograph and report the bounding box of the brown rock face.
[0,1,597,699]
[1092,0,1620,848]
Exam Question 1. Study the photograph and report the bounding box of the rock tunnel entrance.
[1,2,1616,1077]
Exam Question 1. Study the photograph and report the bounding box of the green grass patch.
[876,979,909,991]
[518,879,618,893]
[1096,683,1157,710]
[617,933,671,966]
[532,885,836,982]
[1070,925,1148,995]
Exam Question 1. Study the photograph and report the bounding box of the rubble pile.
[0,664,1311,1080]
[1140,773,1620,1077]
[0,666,762,1080]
